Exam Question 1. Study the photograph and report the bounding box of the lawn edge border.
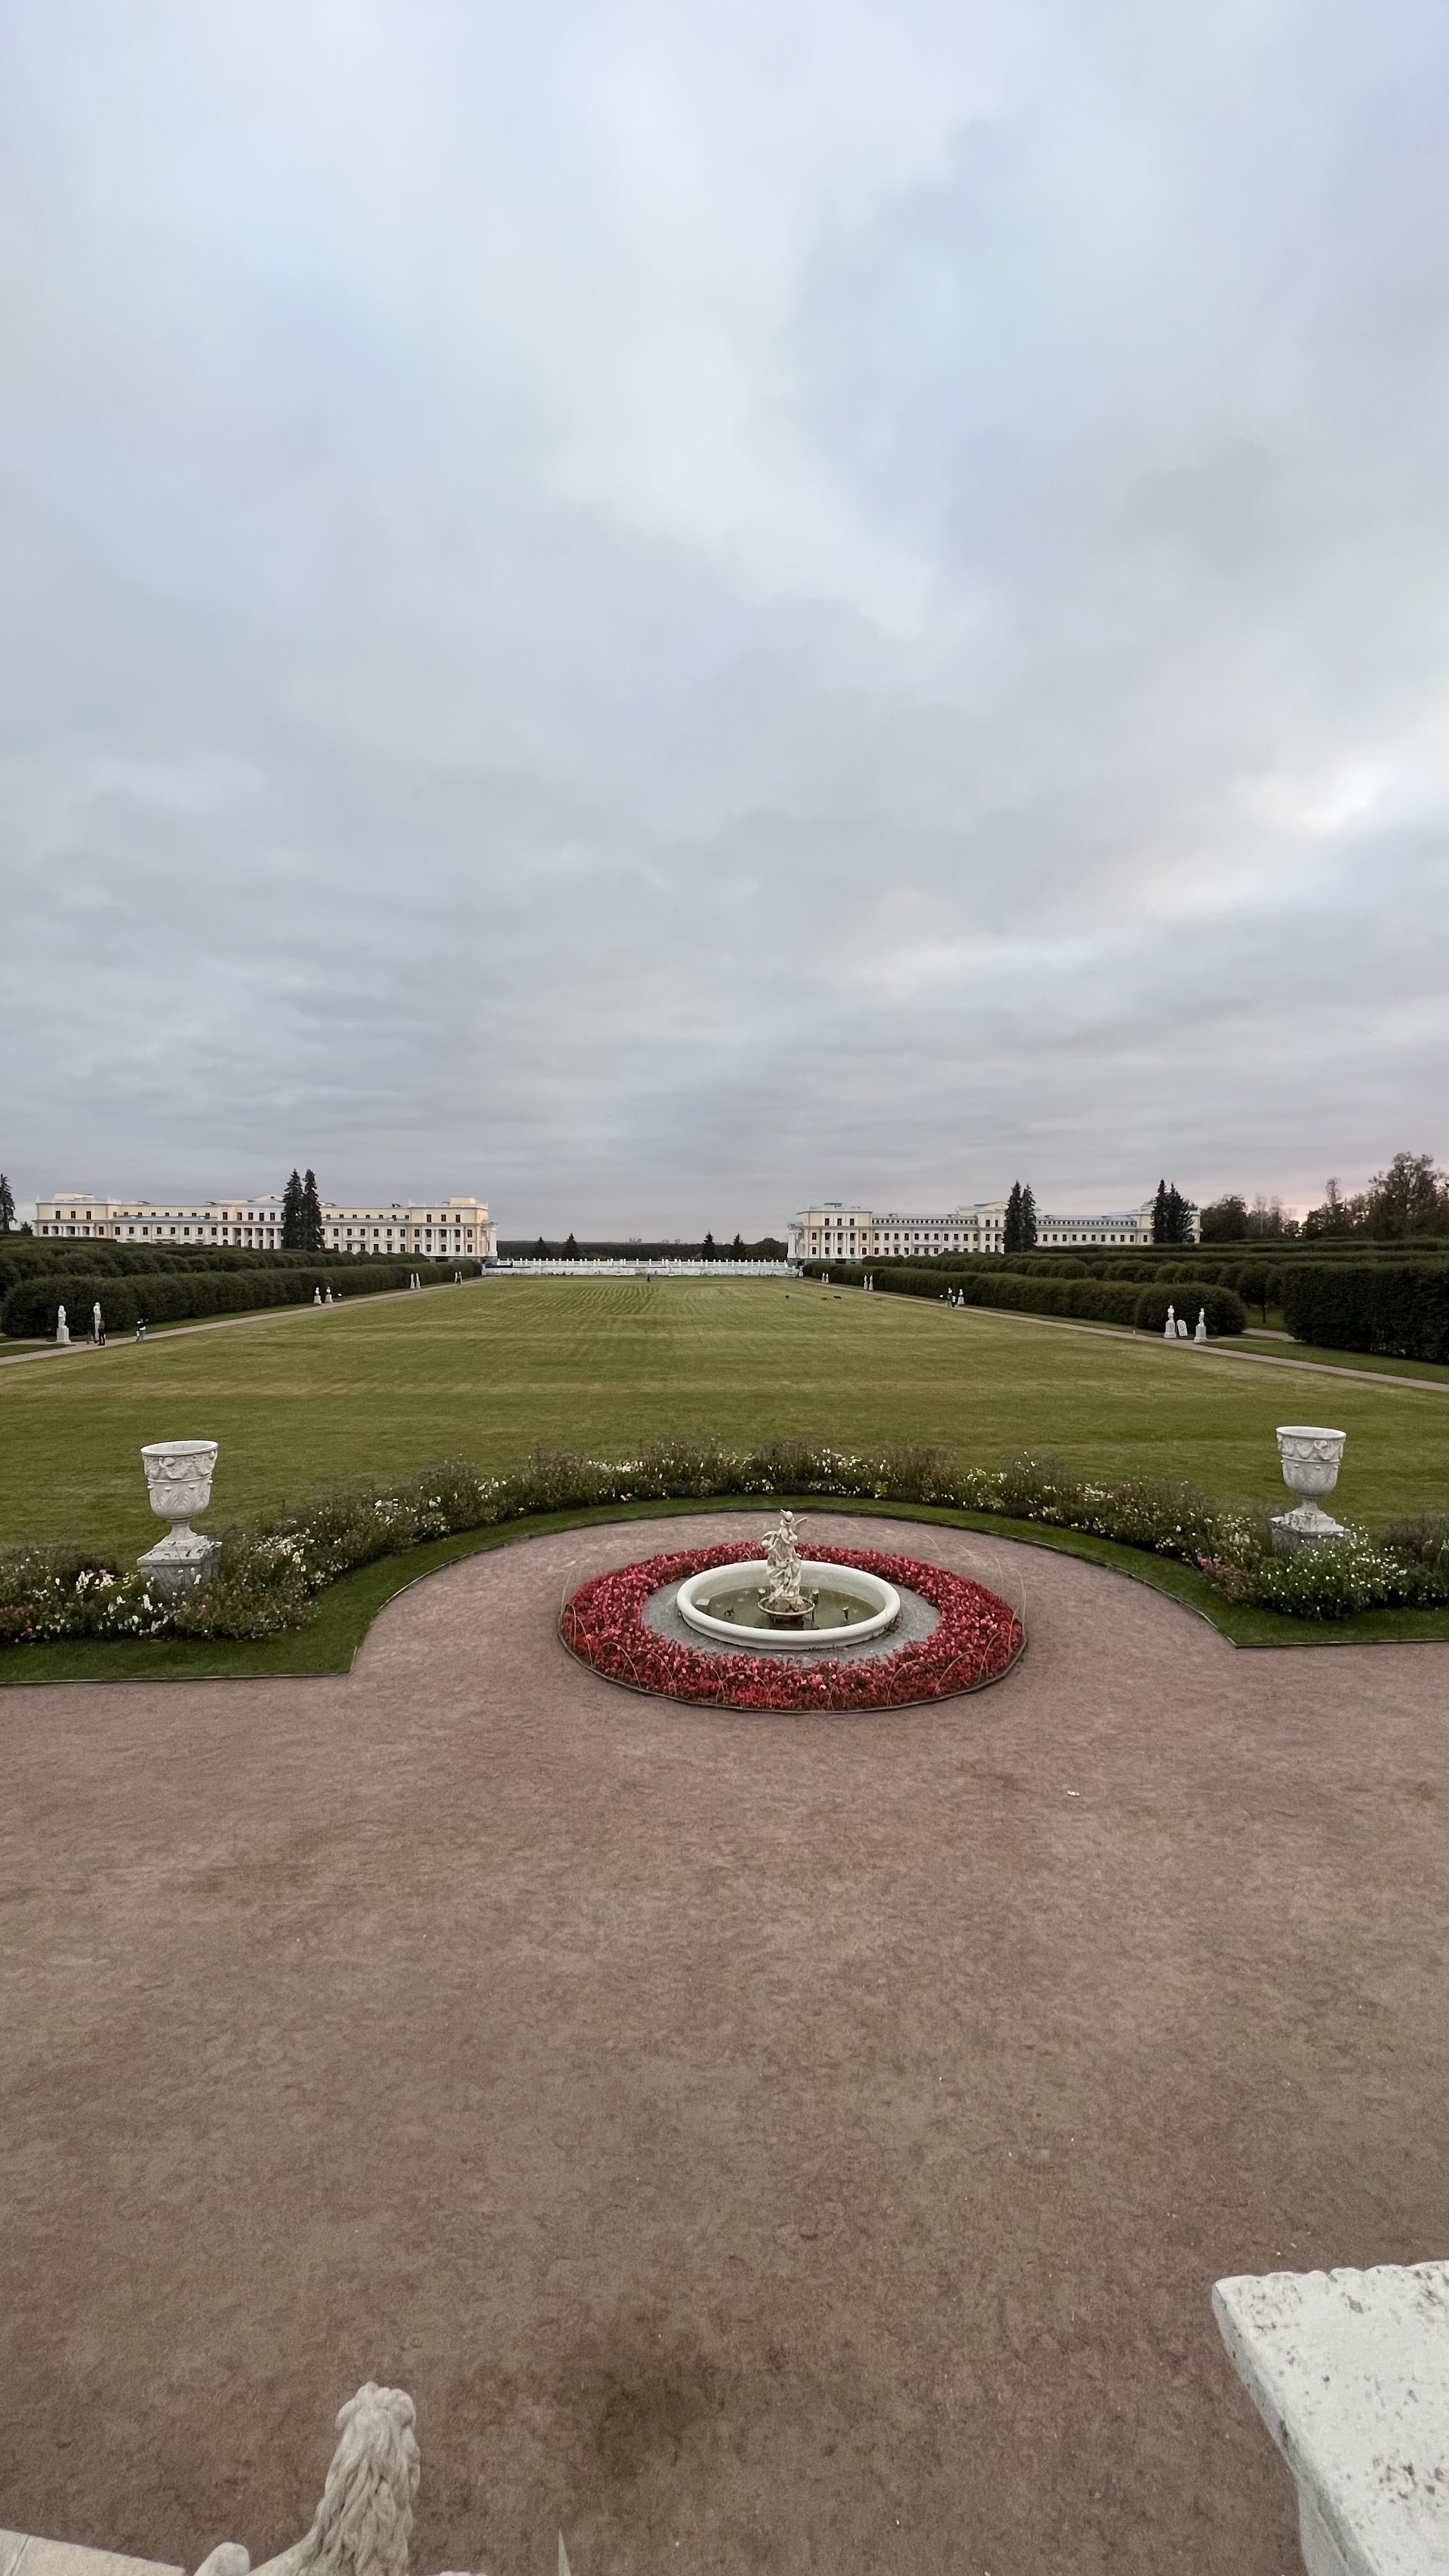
[4,1493,1448,1688]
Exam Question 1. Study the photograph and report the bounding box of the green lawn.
[2,1275,1446,1561]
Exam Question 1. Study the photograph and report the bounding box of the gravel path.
[3,1513,1445,2576]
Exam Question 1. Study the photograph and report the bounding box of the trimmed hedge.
[0,1242,449,1295]
[809,1263,1245,1333]
[2,1262,472,1339]
[1131,1283,1247,1337]
[948,1271,1143,1325]
[1278,1264,1449,1363]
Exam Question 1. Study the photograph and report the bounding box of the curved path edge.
[5,1494,1448,1693]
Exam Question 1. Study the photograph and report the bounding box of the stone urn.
[137,1439,222,1591]
[1272,1426,1346,1550]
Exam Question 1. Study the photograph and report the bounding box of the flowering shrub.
[2,1439,1445,1650]
[559,1544,1023,1709]
[0,1549,173,1644]
[1198,1526,1447,1619]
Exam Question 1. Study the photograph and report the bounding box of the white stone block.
[1214,2261,1449,2575]
[0,2539,181,2576]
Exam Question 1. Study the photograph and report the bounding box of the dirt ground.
[2,1515,1445,2576]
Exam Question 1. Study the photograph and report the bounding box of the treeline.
[1202,1150,1449,1241]
[2,1260,478,1339]
[498,1233,789,1260]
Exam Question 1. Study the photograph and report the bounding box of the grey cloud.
[2,0,1446,1230]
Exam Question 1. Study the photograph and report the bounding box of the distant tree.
[1200,1194,1248,1242]
[281,1168,304,1249]
[702,1230,717,1260]
[731,1233,745,1256]
[1002,1182,1024,1254]
[1302,1156,1448,1239]
[1366,1150,1449,1238]
[1245,1193,1298,1240]
[534,1236,547,1257]
[565,1232,578,1254]
[300,1169,323,1251]
[1302,1177,1360,1238]
[1020,1184,1038,1249]
[0,1173,14,1233]
[1152,1180,1192,1245]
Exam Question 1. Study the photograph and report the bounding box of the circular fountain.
[675,1510,900,1650]
[559,1508,1023,1710]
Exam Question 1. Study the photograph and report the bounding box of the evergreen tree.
[1002,1181,1023,1254]
[565,1231,578,1254]
[0,1172,14,1233]
[1020,1184,1038,1248]
[281,1169,304,1249]
[534,1236,547,1257]
[702,1230,717,1259]
[1152,1180,1192,1244]
[731,1233,745,1256]
[300,1169,323,1251]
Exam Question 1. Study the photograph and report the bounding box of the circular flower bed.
[560,1542,1022,1711]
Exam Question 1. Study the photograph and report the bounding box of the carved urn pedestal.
[1271,1426,1346,1553]
[137,1439,222,1594]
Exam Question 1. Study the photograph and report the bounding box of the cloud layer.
[2,0,1447,1230]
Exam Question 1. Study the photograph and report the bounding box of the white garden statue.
[1195,1307,1208,1343]
[1163,1303,1175,1340]
[55,1303,69,1345]
[759,1510,814,1618]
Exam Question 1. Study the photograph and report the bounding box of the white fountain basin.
[676,1559,901,1651]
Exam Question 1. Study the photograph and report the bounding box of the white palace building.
[35,1191,497,1262]
[789,1196,1198,1261]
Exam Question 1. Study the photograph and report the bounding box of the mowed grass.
[1,1275,1446,1560]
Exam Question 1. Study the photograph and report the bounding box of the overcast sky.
[2,0,1446,1234]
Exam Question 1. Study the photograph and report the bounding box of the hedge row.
[1130,1282,1248,1335]
[808,1263,1246,1334]
[0,1242,441,1294]
[1278,1265,1449,1363]
[2,1262,473,1338]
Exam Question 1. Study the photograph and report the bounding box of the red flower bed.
[560,1543,1022,1711]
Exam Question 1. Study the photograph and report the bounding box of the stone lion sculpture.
[195,2384,420,2576]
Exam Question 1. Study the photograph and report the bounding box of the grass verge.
[5,1276,1449,1563]
[1234,1334,1449,1386]
[4,1494,1447,1688]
